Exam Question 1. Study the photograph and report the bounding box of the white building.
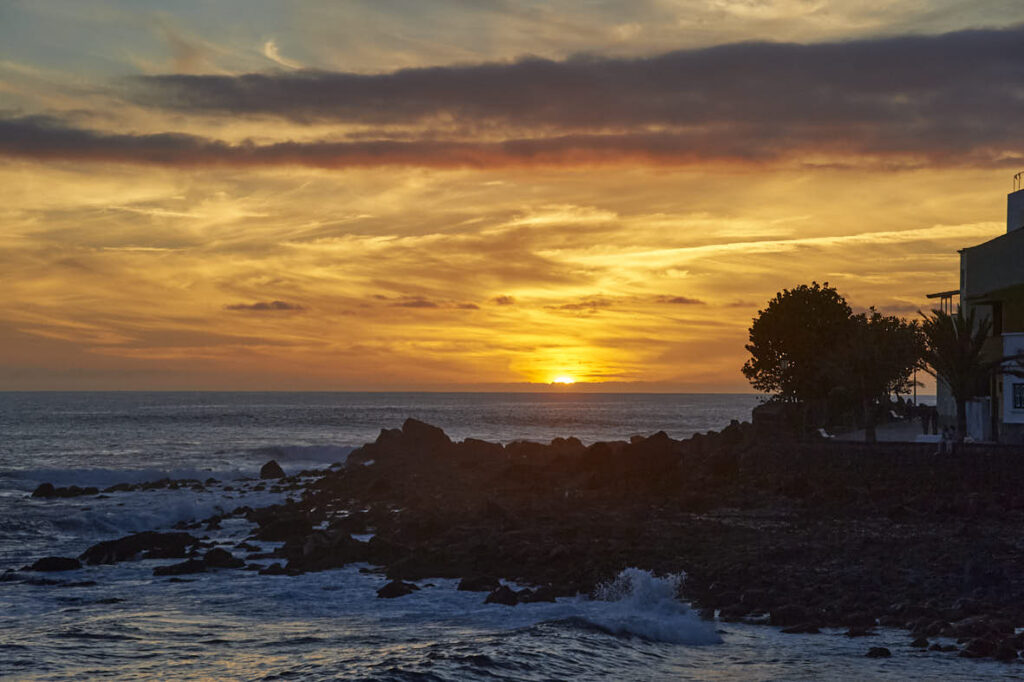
[932,175,1024,442]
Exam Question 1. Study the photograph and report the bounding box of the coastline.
[14,417,1024,665]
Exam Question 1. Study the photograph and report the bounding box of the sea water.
[0,392,1013,680]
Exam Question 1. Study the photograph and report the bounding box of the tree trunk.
[863,398,877,444]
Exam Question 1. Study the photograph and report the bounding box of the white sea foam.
[250,445,354,468]
[1,467,248,491]
[584,568,720,644]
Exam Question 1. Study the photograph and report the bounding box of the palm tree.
[919,306,997,444]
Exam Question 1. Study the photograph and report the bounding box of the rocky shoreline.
[15,418,1024,663]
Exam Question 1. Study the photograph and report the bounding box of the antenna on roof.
[1015,171,1024,192]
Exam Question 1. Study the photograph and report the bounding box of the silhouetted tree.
[920,306,1005,444]
[743,282,853,426]
[837,309,924,443]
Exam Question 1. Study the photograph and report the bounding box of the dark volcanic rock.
[484,585,519,606]
[770,604,808,626]
[377,580,419,598]
[33,484,100,498]
[260,460,286,479]
[866,647,892,658]
[32,483,56,498]
[28,557,82,572]
[80,532,198,565]
[154,559,207,576]
[203,548,245,569]
[284,531,368,572]
[255,515,313,542]
[259,563,289,576]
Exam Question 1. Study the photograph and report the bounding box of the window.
[1014,383,1024,410]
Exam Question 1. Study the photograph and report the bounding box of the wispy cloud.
[225,300,304,312]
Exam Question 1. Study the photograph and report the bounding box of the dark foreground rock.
[32,483,99,498]
[377,580,419,598]
[80,532,199,565]
[28,557,82,572]
[55,417,1024,663]
[484,585,519,606]
[260,460,287,479]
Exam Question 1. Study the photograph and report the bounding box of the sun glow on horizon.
[552,375,577,385]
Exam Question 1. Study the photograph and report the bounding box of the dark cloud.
[546,296,613,314]
[655,295,705,305]
[0,115,774,167]
[390,297,439,308]
[120,26,1024,166]
[225,300,304,312]
[455,303,480,310]
[492,295,516,305]
[4,27,1024,169]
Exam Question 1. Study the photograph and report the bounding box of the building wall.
[961,228,1024,317]
[1002,333,1024,427]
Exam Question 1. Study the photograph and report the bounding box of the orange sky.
[2,2,1022,390]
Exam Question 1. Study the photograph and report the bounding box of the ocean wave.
[565,568,721,645]
[0,467,248,492]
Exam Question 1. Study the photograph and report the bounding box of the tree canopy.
[742,282,852,404]
[744,282,923,440]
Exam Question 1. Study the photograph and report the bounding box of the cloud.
[492,295,516,305]
[262,40,302,69]
[546,296,613,314]
[225,300,304,312]
[391,297,439,308]
[114,26,1024,167]
[655,295,705,305]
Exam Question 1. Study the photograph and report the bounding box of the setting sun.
[552,376,577,385]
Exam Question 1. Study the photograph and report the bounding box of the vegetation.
[918,307,1001,444]
[838,309,923,442]
[744,283,922,441]
[742,282,852,406]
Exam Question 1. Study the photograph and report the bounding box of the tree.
[743,282,853,424]
[836,309,924,443]
[919,306,1001,444]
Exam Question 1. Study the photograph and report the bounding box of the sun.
[552,375,576,385]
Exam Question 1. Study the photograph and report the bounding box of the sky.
[2,1,1023,391]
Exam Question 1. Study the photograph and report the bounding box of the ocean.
[0,391,1009,680]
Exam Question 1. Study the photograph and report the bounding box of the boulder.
[28,557,82,572]
[377,580,419,599]
[959,637,997,659]
[31,483,56,498]
[284,531,368,572]
[866,647,892,658]
[770,604,808,626]
[80,532,198,565]
[484,585,519,606]
[260,460,286,479]
[154,559,207,576]
[258,563,289,576]
[203,548,245,569]
[255,515,312,542]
